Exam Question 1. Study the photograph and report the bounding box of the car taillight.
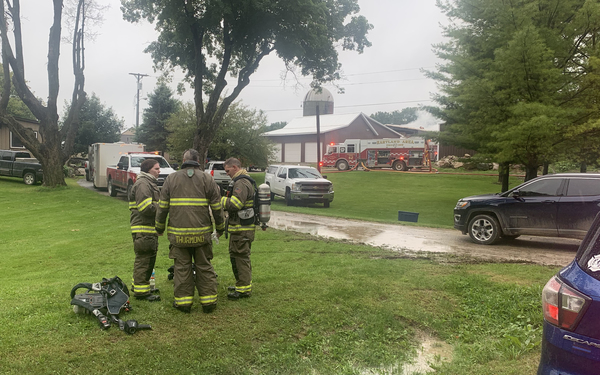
[211,170,214,176]
[542,276,590,331]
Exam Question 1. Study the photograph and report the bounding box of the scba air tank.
[257,183,271,229]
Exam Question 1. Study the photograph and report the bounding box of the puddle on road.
[268,212,453,254]
[360,330,453,375]
[268,211,578,266]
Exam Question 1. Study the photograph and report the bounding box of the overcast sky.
[18,1,447,129]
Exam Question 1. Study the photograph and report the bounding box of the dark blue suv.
[453,174,600,245]
[538,212,600,374]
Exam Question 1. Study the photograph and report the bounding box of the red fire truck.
[322,137,437,171]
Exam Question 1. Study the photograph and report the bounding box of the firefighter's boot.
[227,291,251,300]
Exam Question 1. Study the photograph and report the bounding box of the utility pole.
[316,105,321,173]
[129,73,148,128]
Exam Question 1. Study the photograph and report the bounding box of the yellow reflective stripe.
[170,198,209,206]
[132,284,151,293]
[235,284,252,293]
[200,294,217,304]
[129,201,138,209]
[228,225,255,232]
[215,222,225,230]
[159,200,170,209]
[210,202,222,211]
[138,197,153,212]
[167,226,212,235]
[131,225,155,233]
[174,296,193,306]
[244,200,253,208]
[156,222,166,230]
[229,196,243,209]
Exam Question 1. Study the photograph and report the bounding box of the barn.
[263,88,401,164]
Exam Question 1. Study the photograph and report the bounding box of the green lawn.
[252,169,523,228]
[0,174,554,374]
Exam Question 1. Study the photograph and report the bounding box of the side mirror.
[511,189,525,201]
[322,175,327,179]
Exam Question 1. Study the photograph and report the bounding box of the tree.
[370,108,418,125]
[135,82,180,152]
[0,0,89,187]
[167,101,272,167]
[121,0,371,167]
[428,0,600,181]
[64,93,123,155]
[265,121,287,133]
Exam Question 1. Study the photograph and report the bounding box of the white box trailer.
[88,142,144,189]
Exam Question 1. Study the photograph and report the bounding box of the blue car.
[538,213,600,374]
[454,173,600,245]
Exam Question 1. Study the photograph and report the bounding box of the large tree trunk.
[543,162,549,175]
[40,144,66,187]
[525,165,539,181]
[499,162,510,192]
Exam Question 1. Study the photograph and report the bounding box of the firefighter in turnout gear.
[155,149,225,313]
[222,158,255,300]
[129,159,161,302]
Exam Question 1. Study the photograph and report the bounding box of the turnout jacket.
[129,172,159,235]
[156,161,225,246]
[222,170,255,235]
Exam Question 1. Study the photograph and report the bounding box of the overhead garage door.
[304,142,323,163]
[284,143,301,163]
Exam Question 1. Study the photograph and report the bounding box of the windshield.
[288,168,322,179]
[131,156,171,168]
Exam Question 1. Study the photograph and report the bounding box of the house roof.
[263,112,400,137]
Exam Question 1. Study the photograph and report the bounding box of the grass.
[251,169,524,228]
[0,175,560,374]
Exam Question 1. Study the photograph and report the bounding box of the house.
[120,128,135,143]
[0,117,42,151]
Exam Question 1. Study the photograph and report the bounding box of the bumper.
[538,321,600,375]
[453,210,467,233]
[290,191,334,203]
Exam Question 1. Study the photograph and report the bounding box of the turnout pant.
[170,243,218,308]
[228,232,254,294]
[132,233,158,297]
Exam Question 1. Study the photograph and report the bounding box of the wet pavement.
[78,179,579,267]
[268,211,580,267]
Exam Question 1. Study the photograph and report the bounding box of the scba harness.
[70,276,151,334]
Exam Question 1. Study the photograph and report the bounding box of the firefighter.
[155,149,225,313]
[129,158,161,302]
[222,157,255,300]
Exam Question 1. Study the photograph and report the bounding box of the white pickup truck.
[265,164,334,208]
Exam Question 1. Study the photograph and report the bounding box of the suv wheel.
[468,214,500,245]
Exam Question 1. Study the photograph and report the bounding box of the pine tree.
[135,83,180,152]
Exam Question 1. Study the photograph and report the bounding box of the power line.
[250,77,428,88]
[250,67,435,82]
[261,99,433,113]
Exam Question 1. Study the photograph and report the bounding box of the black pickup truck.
[0,150,43,185]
